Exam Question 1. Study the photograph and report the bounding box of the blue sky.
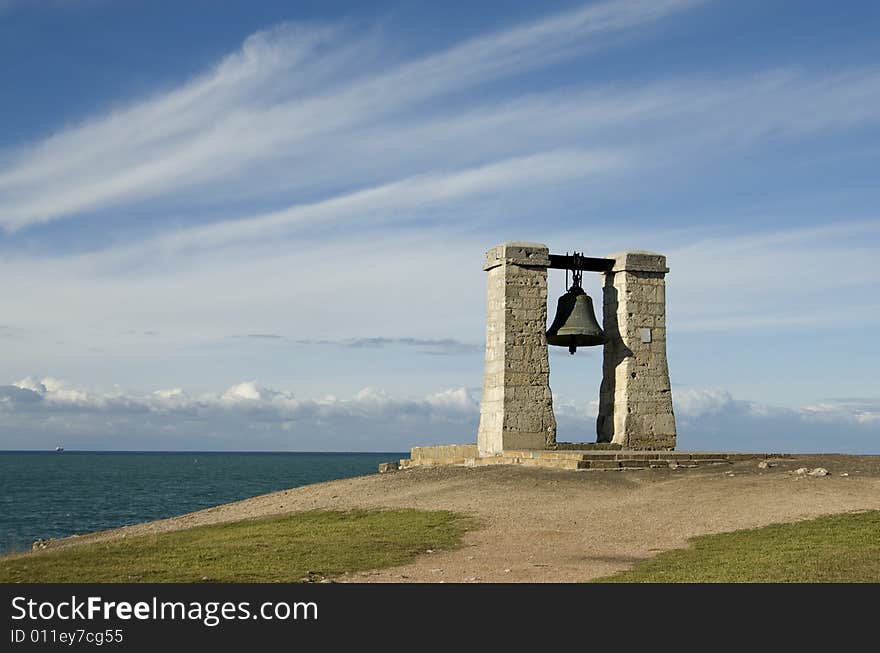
[1,0,878,452]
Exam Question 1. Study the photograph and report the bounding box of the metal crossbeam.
[548,254,614,272]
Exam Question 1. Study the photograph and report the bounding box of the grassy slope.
[0,509,472,583]
[6,505,877,584]
[596,510,880,583]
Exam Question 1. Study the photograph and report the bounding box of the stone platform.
[379,444,787,473]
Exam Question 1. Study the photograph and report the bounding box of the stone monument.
[477,243,556,456]
[476,242,675,455]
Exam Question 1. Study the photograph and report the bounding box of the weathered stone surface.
[410,444,479,462]
[555,442,623,450]
[609,250,670,274]
[477,242,556,455]
[378,461,400,473]
[398,447,784,470]
[483,242,552,270]
[476,244,678,455]
[588,460,621,469]
[597,250,676,450]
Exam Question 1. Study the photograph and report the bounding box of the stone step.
[585,459,626,469]
[503,449,590,461]
[472,456,588,470]
[555,442,623,451]
[503,450,673,462]
[505,450,736,462]
[579,458,733,470]
[518,458,588,470]
[392,446,783,472]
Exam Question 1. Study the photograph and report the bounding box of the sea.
[0,451,403,556]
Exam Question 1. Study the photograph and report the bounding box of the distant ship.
[55,446,64,453]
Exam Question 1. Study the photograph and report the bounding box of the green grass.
[596,510,880,583]
[0,509,472,583]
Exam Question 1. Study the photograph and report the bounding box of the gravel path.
[26,454,880,583]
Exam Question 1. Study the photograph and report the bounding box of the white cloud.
[220,381,279,403]
[1,376,877,453]
[0,377,483,451]
[671,388,880,453]
[801,401,880,425]
[671,388,741,418]
[153,387,187,400]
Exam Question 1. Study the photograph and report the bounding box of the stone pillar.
[597,251,676,449]
[477,242,556,456]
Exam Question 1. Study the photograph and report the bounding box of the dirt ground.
[29,454,880,582]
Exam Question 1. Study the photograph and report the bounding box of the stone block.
[484,242,551,271]
[589,460,622,469]
[411,444,479,462]
[606,251,669,273]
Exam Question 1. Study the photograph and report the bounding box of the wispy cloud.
[0,215,877,371]
[664,220,880,332]
[0,325,26,338]
[226,334,481,355]
[2,0,878,259]
[297,337,482,356]
[4,59,878,256]
[147,148,626,253]
[0,0,704,231]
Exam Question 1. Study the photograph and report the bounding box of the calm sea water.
[0,451,403,555]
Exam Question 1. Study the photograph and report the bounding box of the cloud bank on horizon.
[2,377,878,453]
[0,0,878,451]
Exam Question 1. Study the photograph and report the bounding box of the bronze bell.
[546,285,605,354]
